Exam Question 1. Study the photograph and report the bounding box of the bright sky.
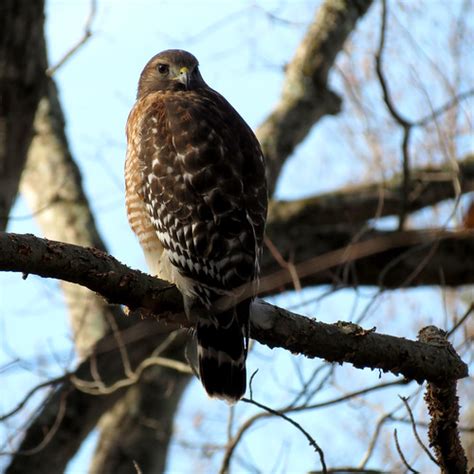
[1,1,472,473]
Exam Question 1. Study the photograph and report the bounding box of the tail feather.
[195,299,250,403]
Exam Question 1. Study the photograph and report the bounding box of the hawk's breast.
[133,88,267,300]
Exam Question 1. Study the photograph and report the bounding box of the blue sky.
[1,1,473,472]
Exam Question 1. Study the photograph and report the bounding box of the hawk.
[125,49,267,402]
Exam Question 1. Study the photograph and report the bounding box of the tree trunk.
[0,0,47,230]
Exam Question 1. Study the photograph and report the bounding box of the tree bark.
[21,79,114,356]
[262,226,474,291]
[256,0,373,193]
[269,154,474,226]
[419,326,468,473]
[0,0,47,231]
[0,232,469,384]
[0,232,468,473]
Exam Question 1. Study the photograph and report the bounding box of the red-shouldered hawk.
[125,50,267,402]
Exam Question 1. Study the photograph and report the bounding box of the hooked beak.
[177,66,190,89]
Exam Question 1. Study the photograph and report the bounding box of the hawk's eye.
[157,63,169,75]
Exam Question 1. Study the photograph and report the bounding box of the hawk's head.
[137,49,206,98]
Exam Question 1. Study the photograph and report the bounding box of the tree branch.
[45,0,97,76]
[0,231,468,384]
[262,224,474,290]
[268,154,474,227]
[418,327,468,473]
[5,321,184,474]
[256,0,374,193]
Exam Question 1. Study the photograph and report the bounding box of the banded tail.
[195,299,250,403]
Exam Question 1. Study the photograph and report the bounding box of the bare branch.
[268,154,474,226]
[257,0,373,192]
[414,88,474,127]
[394,428,418,473]
[46,0,97,76]
[389,416,474,434]
[262,226,474,291]
[447,302,474,338]
[219,379,407,474]
[5,322,188,474]
[1,391,68,457]
[375,0,411,128]
[399,396,438,466]
[242,398,327,473]
[220,396,327,474]
[418,326,468,473]
[358,412,393,468]
[0,232,468,384]
[375,0,412,229]
[0,375,65,422]
[72,354,192,396]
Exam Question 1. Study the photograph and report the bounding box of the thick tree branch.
[269,154,474,227]
[0,232,468,473]
[263,223,474,290]
[256,0,373,193]
[418,327,468,473]
[0,0,47,230]
[0,232,468,384]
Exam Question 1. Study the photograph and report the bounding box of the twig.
[219,414,260,474]
[220,380,408,474]
[46,0,97,76]
[358,387,423,469]
[264,235,301,291]
[241,398,327,473]
[226,405,234,444]
[388,415,474,433]
[293,379,408,414]
[288,363,333,408]
[358,413,391,468]
[414,87,474,127]
[0,375,65,421]
[132,460,143,474]
[104,309,134,378]
[375,0,412,230]
[399,396,438,466]
[447,302,474,338]
[248,369,259,400]
[72,355,191,395]
[393,428,418,473]
[1,390,68,456]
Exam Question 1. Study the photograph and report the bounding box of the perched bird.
[125,49,267,402]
